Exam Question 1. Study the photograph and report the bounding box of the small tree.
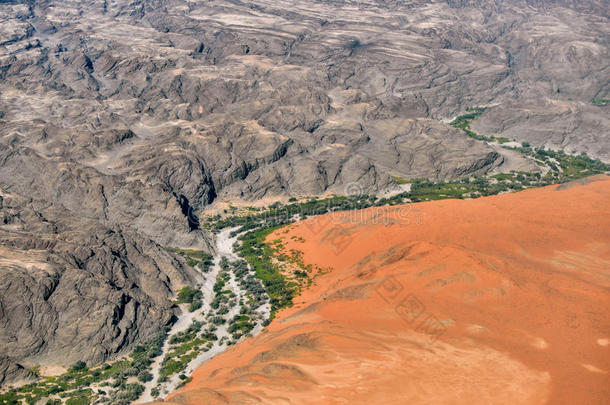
[137,371,153,383]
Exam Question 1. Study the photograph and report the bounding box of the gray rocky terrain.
[0,186,202,382]
[0,0,608,386]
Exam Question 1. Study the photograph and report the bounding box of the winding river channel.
[138,228,270,402]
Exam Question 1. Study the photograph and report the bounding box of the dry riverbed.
[138,228,270,402]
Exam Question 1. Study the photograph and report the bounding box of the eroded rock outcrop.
[0,189,201,375]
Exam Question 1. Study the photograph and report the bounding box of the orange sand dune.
[156,176,610,405]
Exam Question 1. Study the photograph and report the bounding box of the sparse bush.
[69,361,87,372]
[137,371,153,383]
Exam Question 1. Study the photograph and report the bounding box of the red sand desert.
[155,176,610,405]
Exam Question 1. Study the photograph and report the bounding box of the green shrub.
[69,361,87,372]
[592,98,609,106]
[137,371,153,383]
[110,383,144,404]
[176,286,201,304]
[188,300,202,312]
[238,227,296,317]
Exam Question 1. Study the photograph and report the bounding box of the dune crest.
[156,176,610,405]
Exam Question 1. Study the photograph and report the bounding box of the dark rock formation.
[0,187,201,376]
[0,358,34,386]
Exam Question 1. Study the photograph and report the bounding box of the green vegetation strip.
[175,285,203,312]
[204,195,376,233]
[165,248,214,272]
[0,332,166,405]
[237,227,296,317]
[450,107,510,143]
[204,108,608,318]
[158,320,216,382]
